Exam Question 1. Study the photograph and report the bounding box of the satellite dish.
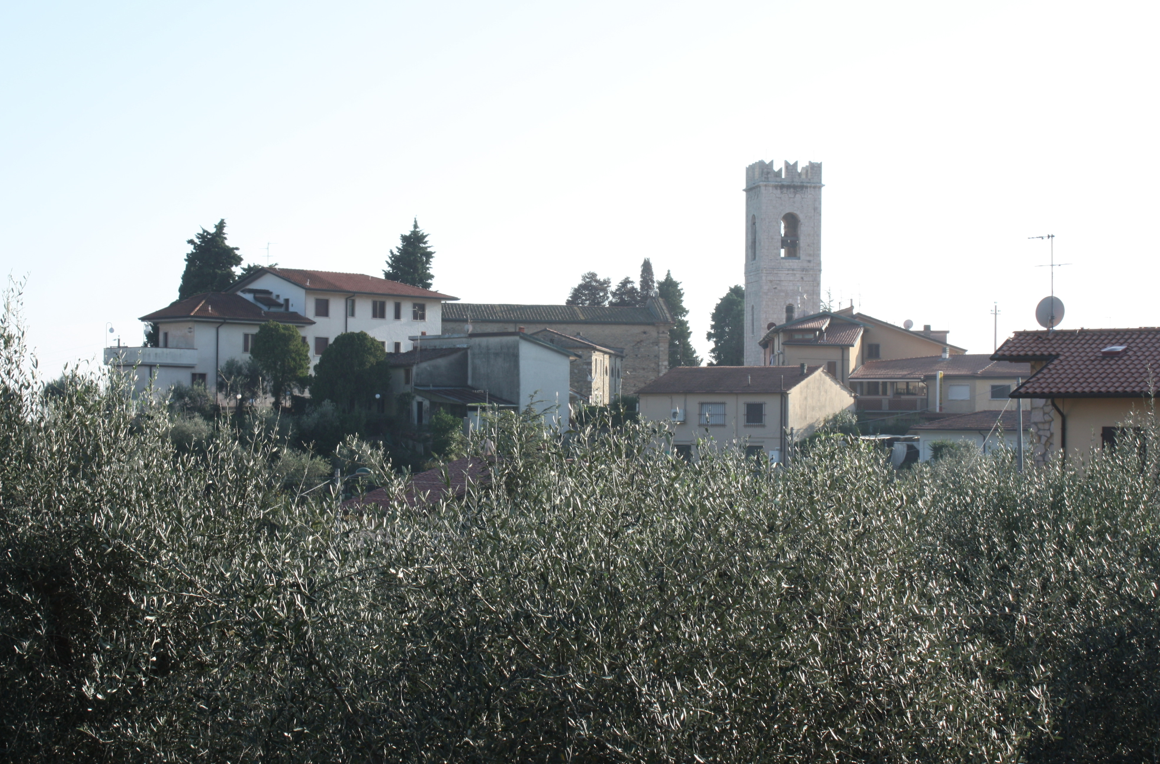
[1035,296,1065,329]
[903,319,914,330]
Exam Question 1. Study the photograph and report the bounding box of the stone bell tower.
[743,159,823,366]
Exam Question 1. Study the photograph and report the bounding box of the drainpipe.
[1051,398,1067,457]
[213,321,225,401]
[934,370,942,413]
[780,391,788,465]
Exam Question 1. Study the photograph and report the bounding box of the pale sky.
[3,1,1157,377]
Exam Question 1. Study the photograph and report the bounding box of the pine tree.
[638,258,656,304]
[566,272,611,307]
[657,271,701,367]
[178,220,243,300]
[609,277,640,307]
[384,219,435,289]
[707,285,745,366]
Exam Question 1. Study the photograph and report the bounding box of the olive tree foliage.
[3,283,1160,761]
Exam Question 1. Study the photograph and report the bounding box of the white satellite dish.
[903,319,914,330]
[1035,296,1065,329]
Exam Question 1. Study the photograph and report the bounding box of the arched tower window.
[750,215,757,261]
[780,213,800,259]
[786,304,795,323]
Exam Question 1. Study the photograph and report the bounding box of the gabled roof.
[993,328,1160,398]
[415,386,518,407]
[139,292,315,325]
[758,311,866,347]
[636,365,832,395]
[530,328,624,356]
[851,311,966,353]
[909,409,1029,432]
[231,267,457,301]
[443,297,673,326]
[850,354,1030,381]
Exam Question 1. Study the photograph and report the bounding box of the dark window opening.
[315,337,329,355]
[412,302,426,321]
[750,214,757,261]
[826,361,838,378]
[162,331,169,348]
[786,304,795,323]
[394,341,402,354]
[745,445,765,460]
[990,384,1011,400]
[745,402,765,425]
[674,444,693,462]
[347,299,355,317]
[191,373,207,388]
[243,333,255,353]
[394,301,402,319]
[866,343,881,360]
[373,300,386,319]
[403,367,412,385]
[315,298,329,317]
[780,213,800,258]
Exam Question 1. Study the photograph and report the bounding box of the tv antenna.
[264,242,273,266]
[1030,234,1068,331]
[991,302,1001,351]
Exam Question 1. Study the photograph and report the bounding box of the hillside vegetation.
[3,290,1159,762]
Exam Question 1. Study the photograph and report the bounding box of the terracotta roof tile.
[909,409,1028,432]
[139,292,315,325]
[636,365,825,395]
[530,328,624,355]
[241,267,457,300]
[850,355,1029,380]
[782,324,863,347]
[993,328,1160,398]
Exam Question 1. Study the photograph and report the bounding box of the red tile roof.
[345,457,491,510]
[239,267,457,300]
[909,409,1029,432]
[850,354,1029,380]
[139,292,315,325]
[443,298,673,326]
[782,324,863,347]
[993,328,1160,398]
[636,365,826,395]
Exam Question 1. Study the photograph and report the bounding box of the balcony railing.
[104,346,198,367]
[855,395,928,412]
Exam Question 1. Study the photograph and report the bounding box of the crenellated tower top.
[745,159,823,188]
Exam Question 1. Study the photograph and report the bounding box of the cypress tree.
[384,219,435,289]
[178,220,242,299]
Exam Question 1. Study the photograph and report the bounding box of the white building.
[111,268,456,399]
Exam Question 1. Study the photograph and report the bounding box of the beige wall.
[787,370,856,438]
[639,391,787,459]
[931,376,1022,414]
[1034,397,1156,461]
[780,345,853,384]
[860,323,962,364]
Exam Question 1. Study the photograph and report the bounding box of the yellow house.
[758,308,964,385]
[849,354,1031,415]
[993,328,1160,464]
[636,364,855,464]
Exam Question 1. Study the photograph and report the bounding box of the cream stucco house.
[636,365,855,464]
[993,328,1160,464]
[849,353,1032,416]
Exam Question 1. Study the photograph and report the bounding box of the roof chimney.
[923,324,932,336]
[517,326,525,333]
[941,346,949,359]
[799,362,807,375]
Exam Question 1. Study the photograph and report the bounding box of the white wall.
[517,338,572,428]
[917,429,1029,461]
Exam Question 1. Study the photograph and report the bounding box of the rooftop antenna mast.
[265,242,272,266]
[991,302,1001,352]
[1030,234,1069,329]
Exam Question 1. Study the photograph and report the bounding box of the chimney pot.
[799,362,807,374]
[518,326,525,333]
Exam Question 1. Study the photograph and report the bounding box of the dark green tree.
[657,270,701,367]
[238,262,275,281]
[384,219,435,289]
[638,258,656,303]
[143,322,159,347]
[566,272,611,307]
[310,331,391,411]
[249,321,310,406]
[178,220,243,300]
[707,285,745,366]
[609,277,640,307]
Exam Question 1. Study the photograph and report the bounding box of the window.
[412,302,426,321]
[674,444,693,462]
[403,367,412,385]
[191,373,207,388]
[699,402,725,426]
[745,402,765,425]
[947,384,970,401]
[826,361,838,378]
[415,400,424,426]
[315,298,329,317]
[786,304,795,323]
[372,300,387,319]
[745,445,765,460]
[243,333,255,353]
[315,337,329,355]
[301,336,308,346]
[866,343,881,360]
[990,384,1011,400]
[162,331,169,348]
[780,213,800,258]
[393,342,402,354]
[750,214,757,261]
[394,301,402,320]
[862,381,883,396]
[347,299,355,317]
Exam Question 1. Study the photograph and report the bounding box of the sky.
[3,1,1158,377]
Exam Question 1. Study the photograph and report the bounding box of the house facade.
[114,268,456,399]
[849,354,1031,415]
[636,365,855,463]
[530,328,623,405]
[993,328,1160,464]
[441,298,671,395]
[908,409,1033,462]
